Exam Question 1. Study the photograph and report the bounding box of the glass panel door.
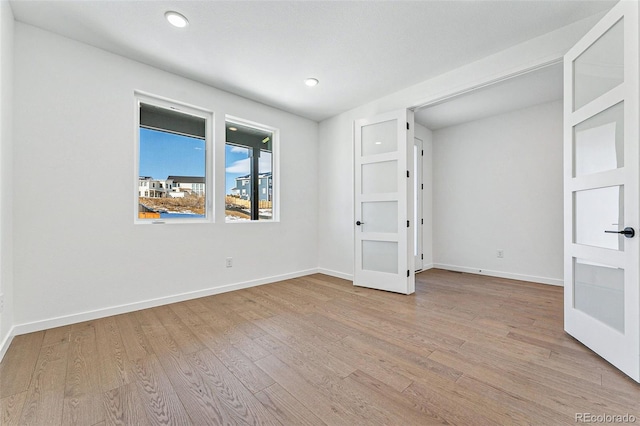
[354,110,414,294]
[564,0,639,382]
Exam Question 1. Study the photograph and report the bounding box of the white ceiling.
[9,0,615,122]
[415,62,564,130]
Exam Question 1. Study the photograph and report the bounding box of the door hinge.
[407,270,410,277]
[421,150,424,156]
[406,122,410,130]
[407,170,410,178]
[421,254,424,260]
[407,220,410,228]
[421,218,423,225]
[421,184,424,190]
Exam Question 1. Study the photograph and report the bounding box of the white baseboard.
[316,268,353,281]
[417,263,434,271]
[10,268,318,339]
[433,263,563,287]
[0,326,16,363]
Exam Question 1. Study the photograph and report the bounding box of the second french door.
[354,109,415,294]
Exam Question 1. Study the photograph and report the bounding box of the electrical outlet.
[226,257,233,268]
[497,249,504,258]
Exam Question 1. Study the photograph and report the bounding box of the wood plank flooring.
[1,269,639,425]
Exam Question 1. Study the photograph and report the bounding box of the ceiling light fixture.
[165,11,189,28]
[228,127,237,131]
[304,78,319,87]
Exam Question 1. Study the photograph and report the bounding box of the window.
[225,118,276,221]
[136,94,211,222]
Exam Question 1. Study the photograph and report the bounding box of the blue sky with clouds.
[139,128,205,179]
[225,145,272,194]
[140,128,272,195]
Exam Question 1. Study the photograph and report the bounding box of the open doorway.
[412,62,564,284]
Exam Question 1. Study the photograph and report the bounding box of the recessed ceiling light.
[304,78,319,87]
[228,127,237,131]
[165,11,189,28]
[375,141,382,145]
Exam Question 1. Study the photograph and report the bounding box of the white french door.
[354,109,415,294]
[564,0,639,382]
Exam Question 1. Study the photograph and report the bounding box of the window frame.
[134,92,214,225]
[225,115,279,223]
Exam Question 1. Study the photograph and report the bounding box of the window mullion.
[250,148,260,220]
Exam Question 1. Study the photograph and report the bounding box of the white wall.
[432,101,564,285]
[317,113,354,278]
[12,23,318,332]
[415,123,433,269]
[317,16,599,281]
[0,0,15,358]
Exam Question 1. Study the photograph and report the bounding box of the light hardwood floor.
[1,269,639,425]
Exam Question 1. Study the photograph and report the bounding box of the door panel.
[362,241,399,274]
[573,101,624,177]
[361,161,398,193]
[362,201,398,233]
[573,18,624,111]
[574,185,624,250]
[354,110,415,294]
[574,258,625,333]
[564,0,639,382]
[361,120,398,155]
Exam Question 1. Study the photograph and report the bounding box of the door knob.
[605,227,635,238]
[356,221,364,226]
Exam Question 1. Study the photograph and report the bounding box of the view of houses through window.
[137,100,208,220]
[136,98,274,223]
[225,119,274,221]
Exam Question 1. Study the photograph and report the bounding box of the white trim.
[317,268,353,282]
[411,59,562,111]
[10,269,317,338]
[433,263,563,287]
[0,326,16,363]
